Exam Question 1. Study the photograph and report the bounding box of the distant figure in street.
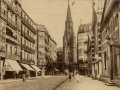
[69,73,71,81]
[22,74,26,82]
[74,69,77,76]
[64,69,68,75]
[76,70,79,83]
[42,67,45,78]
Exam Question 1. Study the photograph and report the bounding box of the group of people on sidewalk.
[69,69,79,83]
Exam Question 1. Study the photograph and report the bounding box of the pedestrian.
[42,67,45,78]
[69,73,71,81]
[22,74,26,82]
[76,71,79,83]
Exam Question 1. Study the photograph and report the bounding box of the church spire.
[66,0,72,22]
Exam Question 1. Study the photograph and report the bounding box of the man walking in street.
[69,73,71,81]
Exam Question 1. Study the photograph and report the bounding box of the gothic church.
[63,0,77,65]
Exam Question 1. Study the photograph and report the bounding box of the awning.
[21,64,35,71]
[4,59,22,71]
[30,65,41,71]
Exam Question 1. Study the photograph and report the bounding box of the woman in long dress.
[76,71,79,83]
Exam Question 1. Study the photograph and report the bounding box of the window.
[103,51,107,70]
[6,44,7,52]
[15,46,17,54]
[24,39,26,45]
[10,46,12,54]
[115,14,118,28]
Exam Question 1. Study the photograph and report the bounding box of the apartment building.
[77,23,92,75]
[91,0,103,79]
[100,0,120,86]
[49,38,57,74]
[20,8,39,77]
[0,0,22,80]
[37,24,57,75]
[57,47,64,72]
[0,0,41,80]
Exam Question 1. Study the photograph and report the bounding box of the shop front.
[30,65,41,76]
[3,59,22,79]
[20,64,35,78]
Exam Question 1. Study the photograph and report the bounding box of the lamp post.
[105,36,119,86]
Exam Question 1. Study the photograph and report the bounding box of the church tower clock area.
[63,0,77,71]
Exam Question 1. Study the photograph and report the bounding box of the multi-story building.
[49,37,57,74]
[20,8,38,77]
[77,23,92,75]
[37,24,57,75]
[0,0,22,80]
[37,24,46,69]
[86,34,93,77]
[57,47,64,72]
[91,0,103,79]
[100,0,120,87]
[0,0,41,80]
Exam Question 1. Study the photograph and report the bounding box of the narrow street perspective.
[0,0,120,90]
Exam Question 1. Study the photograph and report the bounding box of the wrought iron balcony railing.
[0,11,7,22]
[21,44,35,54]
[21,17,37,34]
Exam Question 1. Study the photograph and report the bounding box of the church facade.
[63,1,77,65]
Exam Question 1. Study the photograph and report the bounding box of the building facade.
[0,0,22,80]
[37,25,46,69]
[77,23,92,75]
[63,1,77,68]
[37,24,57,75]
[91,1,103,79]
[0,0,42,80]
[57,47,64,72]
[100,0,120,87]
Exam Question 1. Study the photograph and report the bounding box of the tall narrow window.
[10,46,12,54]
[103,51,106,70]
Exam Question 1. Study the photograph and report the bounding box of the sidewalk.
[55,75,120,90]
[0,76,49,84]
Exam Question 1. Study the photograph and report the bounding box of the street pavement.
[0,75,68,90]
[55,75,120,90]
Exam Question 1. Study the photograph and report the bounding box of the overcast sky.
[21,0,94,47]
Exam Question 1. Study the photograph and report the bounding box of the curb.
[0,77,42,84]
[52,78,68,90]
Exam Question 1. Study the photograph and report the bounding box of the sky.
[21,0,94,47]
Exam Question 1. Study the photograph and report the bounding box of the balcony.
[15,6,21,16]
[21,17,37,34]
[7,17,17,29]
[6,35,17,45]
[6,52,20,60]
[5,0,16,14]
[16,21,21,31]
[0,45,5,52]
[14,0,21,7]
[24,32,35,43]
[22,44,35,54]
[0,11,7,22]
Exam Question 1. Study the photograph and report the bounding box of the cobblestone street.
[0,76,68,90]
[55,76,120,90]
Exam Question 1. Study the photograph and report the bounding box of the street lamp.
[105,35,120,86]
